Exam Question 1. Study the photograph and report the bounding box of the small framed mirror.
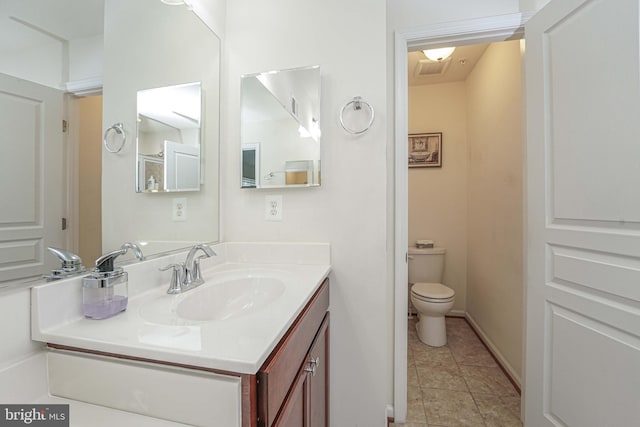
[136,82,202,193]
[240,65,321,188]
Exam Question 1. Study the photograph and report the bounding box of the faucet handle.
[192,254,209,284]
[160,263,184,294]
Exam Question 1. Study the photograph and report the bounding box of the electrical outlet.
[265,195,283,221]
[172,197,187,221]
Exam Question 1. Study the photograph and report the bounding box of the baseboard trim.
[463,313,521,394]
[386,404,394,425]
[447,309,466,318]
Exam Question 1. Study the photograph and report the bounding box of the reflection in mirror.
[0,0,105,286]
[136,82,202,193]
[101,0,220,264]
[0,0,221,288]
[241,65,321,188]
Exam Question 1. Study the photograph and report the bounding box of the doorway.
[393,13,532,422]
[67,94,103,265]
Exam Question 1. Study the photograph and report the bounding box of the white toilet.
[408,246,455,347]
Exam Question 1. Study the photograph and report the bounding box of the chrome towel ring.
[103,122,126,153]
[339,96,375,135]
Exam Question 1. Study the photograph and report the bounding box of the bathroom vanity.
[257,280,328,427]
[32,242,331,427]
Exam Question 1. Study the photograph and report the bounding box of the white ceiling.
[0,0,104,52]
[408,44,489,87]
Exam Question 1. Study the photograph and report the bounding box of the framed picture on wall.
[408,132,442,168]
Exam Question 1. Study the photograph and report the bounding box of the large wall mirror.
[0,0,220,287]
[136,82,203,193]
[101,0,220,263]
[241,65,321,188]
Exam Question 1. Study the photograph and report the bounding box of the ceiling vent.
[414,58,451,77]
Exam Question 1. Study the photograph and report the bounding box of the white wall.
[68,35,104,83]
[102,0,220,253]
[408,82,468,312]
[466,40,523,380]
[222,0,388,425]
[190,0,226,37]
[0,38,64,89]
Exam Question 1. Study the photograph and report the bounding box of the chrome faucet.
[183,244,216,287]
[120,242,145,261]
[160,244,216,294]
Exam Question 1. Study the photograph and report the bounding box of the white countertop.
[32,243,331,374]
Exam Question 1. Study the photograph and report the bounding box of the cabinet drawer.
[257,279,329,427]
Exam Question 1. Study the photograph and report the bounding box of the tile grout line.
[450,334,488,427]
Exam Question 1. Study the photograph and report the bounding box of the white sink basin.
[138,269,288,325]
[176,276,286,321]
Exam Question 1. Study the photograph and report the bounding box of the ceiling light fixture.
[423,47,456,62]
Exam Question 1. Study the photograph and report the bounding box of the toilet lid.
[411,282,455,299]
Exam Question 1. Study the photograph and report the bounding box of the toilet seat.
[411,282,455,303]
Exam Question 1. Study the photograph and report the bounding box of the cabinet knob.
[304,357,320,376]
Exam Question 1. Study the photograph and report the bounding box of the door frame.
[392,12,533,422]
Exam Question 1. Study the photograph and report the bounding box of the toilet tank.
[408,247,445,284]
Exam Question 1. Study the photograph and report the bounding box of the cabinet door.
[273,365,308,427]
[257,281,329,427]
[273,314,329,427]
[308,315,329,427]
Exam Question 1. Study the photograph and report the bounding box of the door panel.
[547,305,640,427]
[525,0,640,425]
[164,140,200,191]
[0,73,64,283]
[547,0,640,223]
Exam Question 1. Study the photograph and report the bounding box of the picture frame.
[408,132,442,168]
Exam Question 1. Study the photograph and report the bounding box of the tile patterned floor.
[390,317,522,427]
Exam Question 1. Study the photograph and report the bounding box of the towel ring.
[339,96,375,135]
[103,123,126,153]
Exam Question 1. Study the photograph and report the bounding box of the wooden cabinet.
[273,316,328,427]
[256,279,329,427]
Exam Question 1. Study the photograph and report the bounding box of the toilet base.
[415,314,447,347]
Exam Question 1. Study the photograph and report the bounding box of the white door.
[164,140,200,191]
[0,73,65,283]
[525,0,640,425]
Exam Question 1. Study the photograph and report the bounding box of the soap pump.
[82,248,129,319]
